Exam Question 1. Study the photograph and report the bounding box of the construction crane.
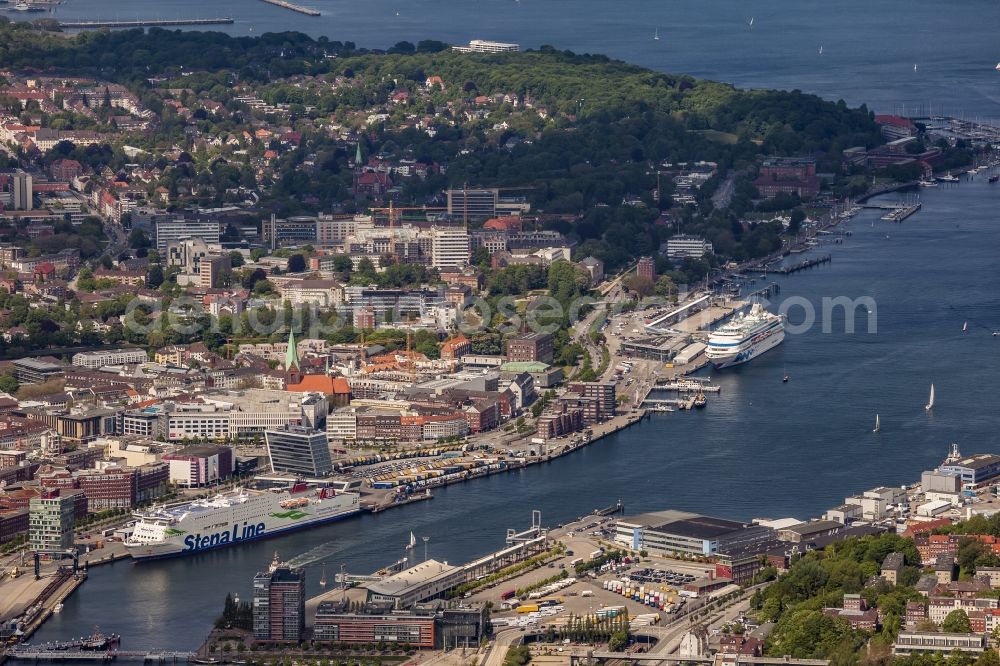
[368,203,447,262]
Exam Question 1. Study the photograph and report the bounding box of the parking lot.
[627,567,696,586]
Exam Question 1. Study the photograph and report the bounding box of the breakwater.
[59,18,233,28]
[259,0,320,16]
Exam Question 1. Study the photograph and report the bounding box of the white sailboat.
[963,321,968,332]
[654,27,659,41]
[818,46,823,55]
[873,414,880,433]
[407,531,416,549]
[925,384,935,411]
[319,566,327,587]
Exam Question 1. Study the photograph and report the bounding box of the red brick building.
[439,268,484,291]
[77,467,136,510]
[822,594,880,631]
[355,171,392,198]
[719,635,763,658]
[356,413,403,442]
[914,532,1000,564]
[536,402,583,440]
[314,601,435,648]
[463,399,498,433]
[440,335,471,361]
[0,508,28,544]
[754,157,820,200]
[905,601,926,627]
[874,115,917,140]
[50,159,83,181]
[506,332,553,364]
[636,256,656,282]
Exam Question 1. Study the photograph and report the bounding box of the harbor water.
[13,0,1000,119]
[32,178,1000,649]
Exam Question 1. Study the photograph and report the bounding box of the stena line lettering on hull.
[124,485,361,560]
[183,522,267,552]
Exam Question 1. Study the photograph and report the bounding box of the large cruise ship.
[705,303,785,369]
[124,485,361,560]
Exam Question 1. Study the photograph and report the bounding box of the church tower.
[285,328,302,386]
[352,143,363,196]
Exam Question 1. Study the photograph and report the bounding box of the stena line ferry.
[705,303,785,369]
[124,484,361,560]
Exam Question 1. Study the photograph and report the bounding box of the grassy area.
[596,347,611,377]
[451,545,565,597]
[688,129,740,145]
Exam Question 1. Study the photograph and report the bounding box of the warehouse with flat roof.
[365,559,466,608]
[938,454,1000,488]
[615,510,774,557]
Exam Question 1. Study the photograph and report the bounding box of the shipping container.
[501,589,516,600]
[517,604,539,614]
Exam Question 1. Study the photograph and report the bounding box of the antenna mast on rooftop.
[463,181,468,230]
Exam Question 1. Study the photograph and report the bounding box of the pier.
[10,571,87,644]
[653,379,721,393]
[747,282,780,298]
[259,0,321,15]
[880,202,921,222]
[367,489,433,513]
[641,397,699,410]
[58,18,234,29]
[761,254,831,275]
[593,500,625,516]
[5,650,194,663]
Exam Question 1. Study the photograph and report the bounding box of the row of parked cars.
[627,567,696,585]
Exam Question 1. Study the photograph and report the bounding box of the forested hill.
[0,18,879,159]
[330,49,881,155]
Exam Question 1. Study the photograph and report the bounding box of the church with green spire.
[352,142,363,197]
[283,328,352,406]
[284,328,302,385]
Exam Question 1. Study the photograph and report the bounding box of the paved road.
[711,170,735,210]
[481,628,522,666]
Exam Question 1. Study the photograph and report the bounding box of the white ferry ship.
[124,485,361,560]
[705,303,785,369]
